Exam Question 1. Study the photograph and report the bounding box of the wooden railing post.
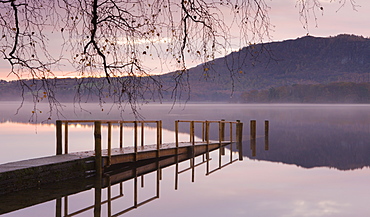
[134,121,138,161]
[175,120,179,190]
[220,119,225,155]
[107,122,112,166]
[141,121,145,147]
[175,121,179,150]
[156,121,160,158]
[236,120,243,161]
[94,121,102,177]
[230,122,233,161]
[229,122,233,142]
[119,122,123,148]
[190,121,195,145]
[190,121,195,182]
[206,121,210,144]
[64,122,68,154]
[159,120,163,145]
[56,120,62,155]
[206,120,210,174]
[250,120,256,140]
[202,122,205,142]
[265,120,269,151]
[220,119,225,141]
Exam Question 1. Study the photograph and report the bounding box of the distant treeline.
[240,82,370,103]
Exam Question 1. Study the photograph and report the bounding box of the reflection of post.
[120,182,124,196]
[191,157,195,182]
[134,169,138,208]
[156,163,160,198]
[236,120,243,161]
[55,198,62,217]
[265,120,269,151]
[107,176,112,217]
[94,173,102,217]
[175,161,179,190]
[56,120,62,155]
[251,138,256,157]
[64,196,68,216]
[94,121,102,177]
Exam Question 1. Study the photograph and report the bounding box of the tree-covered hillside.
[1,34,369,103]
[171,34,370,101]
[240,82,370,103]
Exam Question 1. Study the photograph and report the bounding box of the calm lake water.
[1,102,370,217]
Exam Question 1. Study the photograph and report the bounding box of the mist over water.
[1,102,369,167]
[1,102,370,217]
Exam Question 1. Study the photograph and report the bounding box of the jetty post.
[64,122,69,154]
[206,120,210,174]
[250,120,256,140]
[119,122,123,148]
[141,121,145,147]
[94,121,103,177]
[108,122,112,166]
[175,120,179,190]
[265,120,269,150]
[236,120,243,161]
[56,120,63,155]
[134,121,138,161]
[220,119,226,155]
[229,122,233,161]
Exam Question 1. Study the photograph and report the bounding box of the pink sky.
[0,0,369,81]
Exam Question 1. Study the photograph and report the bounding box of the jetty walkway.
[0,120,244,195]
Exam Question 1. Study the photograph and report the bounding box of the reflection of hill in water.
[240,121,370,171]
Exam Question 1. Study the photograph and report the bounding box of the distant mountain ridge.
[162,34,370,101]
[1,34,369,102]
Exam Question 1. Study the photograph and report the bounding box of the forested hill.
[0,34,370,102]
[161,34,370,101]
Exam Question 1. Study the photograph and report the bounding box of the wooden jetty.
[0,140,242,216]
[0,119,244,195]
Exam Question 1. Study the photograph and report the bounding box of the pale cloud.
[116,37,173,45]
[284,200,350,217]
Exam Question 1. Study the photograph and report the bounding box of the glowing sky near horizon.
[0,0,369,81]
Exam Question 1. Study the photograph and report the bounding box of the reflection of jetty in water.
[0,142,242,216]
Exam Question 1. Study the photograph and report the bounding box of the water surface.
[0,103,369,217]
